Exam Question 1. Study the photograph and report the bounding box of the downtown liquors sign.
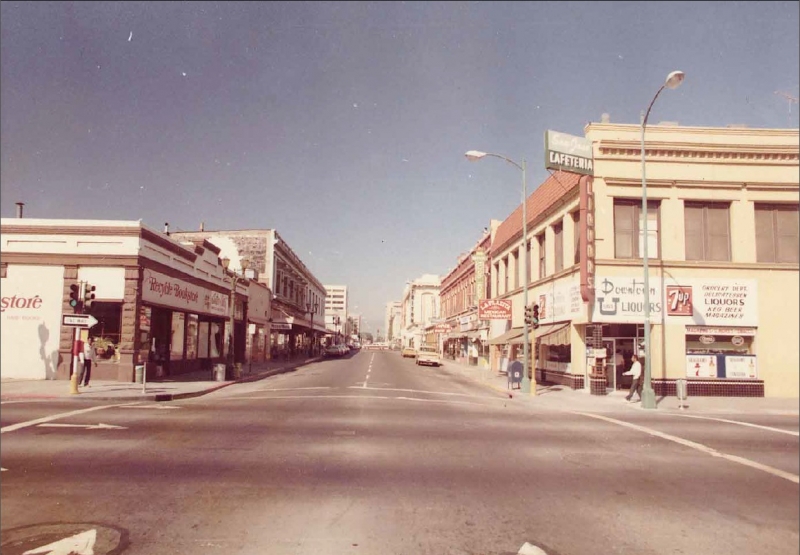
[593,276,758,326]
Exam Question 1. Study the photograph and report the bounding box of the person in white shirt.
[80,337,95,387]
[623,354,642,402]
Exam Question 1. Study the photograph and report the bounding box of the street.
[1,351,798,555]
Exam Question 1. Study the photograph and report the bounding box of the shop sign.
[534,276,585,324]
[698,335,715,345]
[472,249,487,303]
[686,355,718,378]
[686,326,756,336]
[725,355,758,379]
[142,269,228,316]
[544,130,594,176]
[731,336,745,346]
[578,175,595,303]
[434,323,452,333]
[593,276,662,323]
[665,279,758,326]
[478,299,511,320]
[271,323,292,330]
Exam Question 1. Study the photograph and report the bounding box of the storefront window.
[87,301,122,346]
[210,322,222,357]
[171,312,185,359]
[199,322,210,358]
[685,328,757,379]
[186,314,199,360]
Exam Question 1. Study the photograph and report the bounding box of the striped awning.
[488,327,524,345]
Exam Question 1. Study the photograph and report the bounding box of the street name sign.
[61,314,99,328]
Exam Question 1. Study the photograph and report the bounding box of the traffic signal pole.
[69,281,85,394]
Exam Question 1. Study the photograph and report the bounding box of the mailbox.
[507,360,523,390]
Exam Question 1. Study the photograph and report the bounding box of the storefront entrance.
[602,338,635,391]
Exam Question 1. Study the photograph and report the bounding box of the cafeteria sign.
[478,299,512,320]
[545,130,594,176]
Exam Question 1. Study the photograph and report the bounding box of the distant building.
[385,301,402,345]
[400,274,441,349]
[324,284,348,342]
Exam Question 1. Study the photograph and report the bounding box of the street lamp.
[306,301,319,356]
[221,256,250,379]
[640,70,685,410]
[466,150,533,395]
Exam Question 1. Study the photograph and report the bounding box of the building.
[439,221,500,367]
[324,284,348,344]
[400,274,441,350]
[1,218,257,381]
[385,301,402,346]
[488,123,799,398]
[170,228,327,358]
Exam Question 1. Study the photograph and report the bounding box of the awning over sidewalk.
[488,327,524,345]
[534,322,571,345]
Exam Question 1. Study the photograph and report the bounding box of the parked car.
[401,347,417,358]
[416,345,441,367]
[324,345,342,358]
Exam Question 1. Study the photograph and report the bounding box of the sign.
[594,276,662,323]
[544,130,594,176]
[579,176,595,303]
[271,323,292,330]
[141,269,228,316]
[434,323,452,333]
[724,355,758,379]
[686,326,756,336]
[666,280,758,326]
[686,355,718,378]
[478,299,512,320]
[731,336,745,346]
[472,249,488,304]
[533,275,585,324]
[666,285,693,316]
[61,314,99,328]
[698,335,715,345]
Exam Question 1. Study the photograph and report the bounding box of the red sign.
[478,299,512,320]
[666,285,693,316]
[434,323,452,333]
[579,175,595,304]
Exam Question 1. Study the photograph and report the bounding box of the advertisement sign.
[579,175,595,303]
[141,269,228,316]
[434,323,452,333]
[534,276,585,324]
[1,265,65,379]
[478,299,512,320]
[664,279,758,326]
[686,355,718,378]
[724,355,758,379]
[593,276,662,323]
[544,130,594,176]
[472,249,487,304]
[665,285,693,316]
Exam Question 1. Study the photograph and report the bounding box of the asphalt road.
[1,351,798,555]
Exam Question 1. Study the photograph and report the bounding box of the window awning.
[534,322,571,346]
[488,327,524,345]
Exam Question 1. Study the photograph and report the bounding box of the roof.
[491,170,582,257]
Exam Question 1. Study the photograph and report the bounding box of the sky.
[2,1,798,335]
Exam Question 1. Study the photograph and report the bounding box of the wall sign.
[544,130,594,176]
[141,269,228,316]
[478,299,512,320]
[579,176,595,304]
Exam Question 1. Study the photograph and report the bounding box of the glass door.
[603,339,616,390]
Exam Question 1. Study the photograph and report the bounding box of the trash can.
[134,365,145,384]
[214,363,226,382]
[676,378,688,409]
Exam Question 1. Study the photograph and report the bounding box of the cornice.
[600,177,798,192]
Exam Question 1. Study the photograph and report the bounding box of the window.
[537,234,546,279]
[685,202,730,261]
[170,312,185,359]
[525,240,531,285]
[512,251,519,289]
[503,256,509,293]
[186,314,199,360]
[553,221,563,273]
[615,200,660,259]
[572,211,580,265]
[755,204,799,263]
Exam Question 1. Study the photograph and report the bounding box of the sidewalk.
[0,356,323,403]
[438,358,800,416]
[2,354,797,416]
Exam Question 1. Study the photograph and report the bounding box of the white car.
[415,345,441,367]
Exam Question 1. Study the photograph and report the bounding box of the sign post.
[63,309,98,394]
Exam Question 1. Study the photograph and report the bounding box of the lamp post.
[466,150,532,395]
[640,70,685,410]
[221,256,250,380]
[306,301,319,356]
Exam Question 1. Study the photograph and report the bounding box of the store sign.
[472,249,487,304]
[665,279,758,326]
[593,276,662,323]
[271,323,292,330]
[534,276,585,324]
[686,355,718,378]
[478,299,512,320]
[686,326,756,336]
[578,175,595,303]
[142,269,228,316]
[544,130,594,176]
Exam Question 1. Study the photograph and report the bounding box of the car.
[415,345,441,367]
[401,347,417,358]
[324,345,341,357]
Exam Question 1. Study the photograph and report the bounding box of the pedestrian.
[80,337,95,387]
[623,353,643,402]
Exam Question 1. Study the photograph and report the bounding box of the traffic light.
[532,304,540,329]
[83,283,96,310]
[524,304,533,326]
[69,284,81,310]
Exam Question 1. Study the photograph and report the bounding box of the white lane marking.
[214,394,499,407]
[255,387,332,392]
[1,403,137,434]
[665,413,800,437]
[38,423,127,430]
[119,405,183,410]
[573,411,799,484]
[1,468,7,472]
[348,385,506,400]
[519,542,548,555]
[24,528,96,555]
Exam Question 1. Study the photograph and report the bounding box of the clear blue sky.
[2,1,798,334]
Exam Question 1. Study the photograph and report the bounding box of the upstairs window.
[755,204,799,263]
[685,202,730,261]
[553,221,564,273]
[615,200,660,259]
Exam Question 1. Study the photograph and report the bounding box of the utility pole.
[775,90,799,114]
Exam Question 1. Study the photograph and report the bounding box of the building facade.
[488,123,799,398]
[385,301,402,346]
[324,285,348,344]
[400,274,441,350]
[170,229,327,358]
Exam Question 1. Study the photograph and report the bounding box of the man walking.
[80,337,95,387]
[623,354,643,402]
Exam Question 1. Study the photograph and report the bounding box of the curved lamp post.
[221,256,250,379]
[465,150,532,395]
[640,70,685,409]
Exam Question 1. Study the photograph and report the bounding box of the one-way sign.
[61,314,99,328]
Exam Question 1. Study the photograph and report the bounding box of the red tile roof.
[491,170,582,257]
